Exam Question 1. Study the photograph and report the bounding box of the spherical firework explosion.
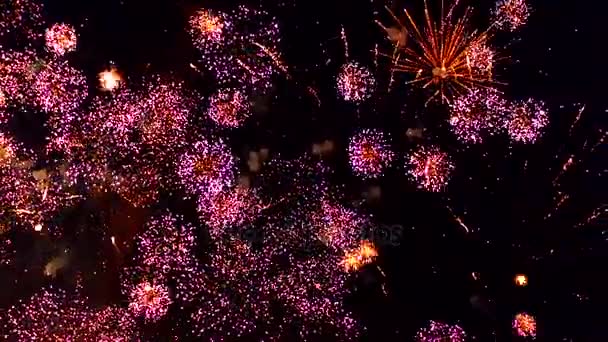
[407,146,454,192]
[207,88,251,128]
[506,98,548,143]
[415,320,466,341]
[177,138,236,197]
[493,0,530,32]
[136,211,197,274]
[513,312,537,337]
[33,60,87,113]
[128,281,172,322]
[45,23,77,56]
[348,129,395,178]
[336,62,375,103]
[449,88,508,143]
[466,38,495,76]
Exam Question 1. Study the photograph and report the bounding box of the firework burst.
[383,1,495,103]
[415,320,466,341]
[342,240,378,272]
[513,312,537,337]
[128,280,172,322]
[188,9,228,53]
[177,137,236,198]
[33,60,87,113]
[0,0,45,44]
[45,23,77,56]
[136,211,197,274]
[348,129,395,178]
[207,88,251,128]
[407,145,454,192]
[6,287,139,341]
[336,62,375,103]
[492,0,530,32]
[506,98,548,143]
[198,185,264,239]
[449,88,508,143]
[190,5,281,92]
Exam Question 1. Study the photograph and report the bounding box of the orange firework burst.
[381,1,496,104]
[98,67,122,91]
[342,241,378,272]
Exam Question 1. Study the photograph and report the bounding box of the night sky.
[1,0,607,340]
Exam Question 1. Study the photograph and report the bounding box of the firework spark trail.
[251,41,290,77]
[575,205,607,229]
[544,193,569,220]
[340,26,349,60]
[446,205,471,233]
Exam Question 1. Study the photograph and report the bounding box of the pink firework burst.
[6,287,139,341]
[33,60,87,113]
[45,23,77,56]
[85,90,143,154]
[136,211,197,274]
[407,146,454,192]
[0,0,46,44]
[191,5,281,92]
[198,185,264,239]
[177,137,235,197]
[466,39,495,76]
[513,312,537,338]
[207,88,251,128]
[492,0,530,32]
[348,128,395,178]
[415,320,466,342]
[336,62,375,103]
[111,160,160,208]
[190,238,273,338]
[270,254,359,339]
[128,280,172,322]
[506,98,548,143]
[0,50,38,107]
[312,199,368,252]
[137,79,193,154]
[449,88,508,143]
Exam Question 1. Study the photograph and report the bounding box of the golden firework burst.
[380,0,496,104]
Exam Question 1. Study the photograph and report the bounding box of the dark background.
[2,0,607,340]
